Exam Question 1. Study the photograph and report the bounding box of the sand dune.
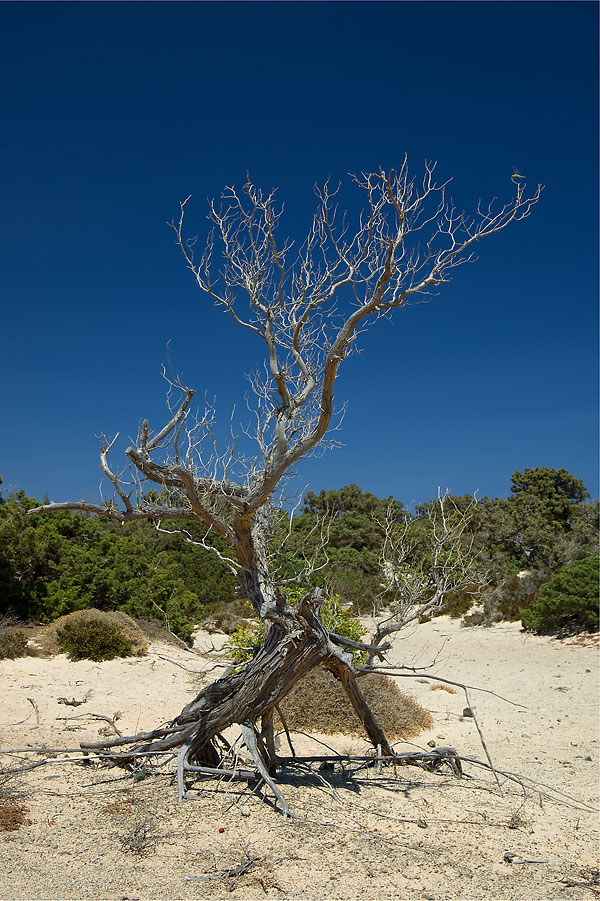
[1,617,598,900]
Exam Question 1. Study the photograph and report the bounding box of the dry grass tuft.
[429,683,457,694]
[0,616,28,660]
[277,668,433,740]
[0,629,28,661]
[118,818,159,855]
[39,609,149,658]
[102,795,134,817]
[0,801,30,833]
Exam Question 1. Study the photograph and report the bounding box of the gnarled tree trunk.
[81,515,394,773]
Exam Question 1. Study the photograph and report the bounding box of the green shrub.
[43,608,148,660]
[318,594,367,657]
[56,620,133,661]
[0,626,28,660]
[226,620,264,665]
[520,555,599,633]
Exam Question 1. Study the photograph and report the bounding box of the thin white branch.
[155,521,241,576]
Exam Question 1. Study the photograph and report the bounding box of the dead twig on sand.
[56,712,123,737]
[559,868,600,895]
[185,854,261,882]
[9,698,39,727]
[240,722,290,819]
[462,684,501,790]
[154,653,224,675]
[118,818,159,855]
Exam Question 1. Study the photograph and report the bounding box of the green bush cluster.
[47,609,149,661]
[279,472,598,624]
[1,468,597,641]
[56,620,133,661]
[316,594,367,654]
[226,620,263,665]
[0,489,236,641]
[276,485,403,613]
[520,555,599,633]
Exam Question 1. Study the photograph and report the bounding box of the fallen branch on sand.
[1,738,596,816]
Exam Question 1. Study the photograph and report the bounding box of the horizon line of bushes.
[0,467,597,642]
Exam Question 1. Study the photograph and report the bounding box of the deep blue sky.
[1,1,598,509]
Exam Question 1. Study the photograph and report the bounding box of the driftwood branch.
[240,722,289,819]
[56,712,123,738]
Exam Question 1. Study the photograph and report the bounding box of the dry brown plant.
[0,801,30,833]
[277,669,433,740]
[27,164,541,811]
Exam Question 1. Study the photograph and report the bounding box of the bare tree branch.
[366,490,484,664]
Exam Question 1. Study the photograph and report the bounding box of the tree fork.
[75,599,398,774]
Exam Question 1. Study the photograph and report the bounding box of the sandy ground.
[0,617,598,901]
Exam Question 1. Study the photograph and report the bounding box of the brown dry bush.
[101,788,134,818]
[0,628,28,660]
[0,801,30,833]
[429,683,457,694]
[0,615,28,660]
[39,609,148,658]
[276,668,433,740]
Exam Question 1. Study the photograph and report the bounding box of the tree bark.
[81,556,395,771]
[326,658,394,756]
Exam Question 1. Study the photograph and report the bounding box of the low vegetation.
[0,767,29,834]
[0,618,28,660]
[227,590,367,667]
[0,468,597,641]
[42,609,148,661]
[277,668,433,740]
[0,800,30,833]
[521,555,599,633]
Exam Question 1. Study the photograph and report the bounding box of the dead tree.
[30,161,540,783]
[366,491,483,665]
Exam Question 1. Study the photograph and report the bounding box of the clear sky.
[1,1,598,509]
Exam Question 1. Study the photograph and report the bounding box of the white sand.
[1,617,598,900]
